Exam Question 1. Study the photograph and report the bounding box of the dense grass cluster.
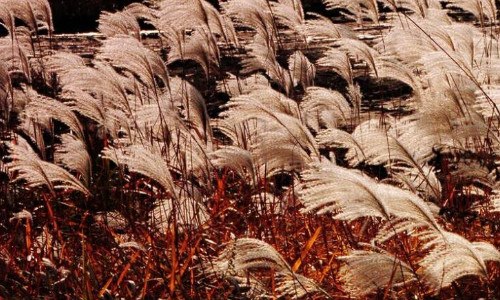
[0,0,499,298]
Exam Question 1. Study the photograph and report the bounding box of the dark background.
[49,0,329,33]
[4,1,500,33]
[50,0,144,33]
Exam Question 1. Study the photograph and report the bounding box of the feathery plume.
[102,144,176,196]
[6,136,90,196]
[298,161,441,234]
[323,0,380,24]
[420,231,500,293]
[54,134,91,187]
[297,12,356,42]
[23,89,85,140]
[447,0,497,23]
[288,51,316,88]
[209,146,255,182]
[98,35,170,90]
[301,87,352,130]
[98,11,141,40]
[338,249,417,297]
